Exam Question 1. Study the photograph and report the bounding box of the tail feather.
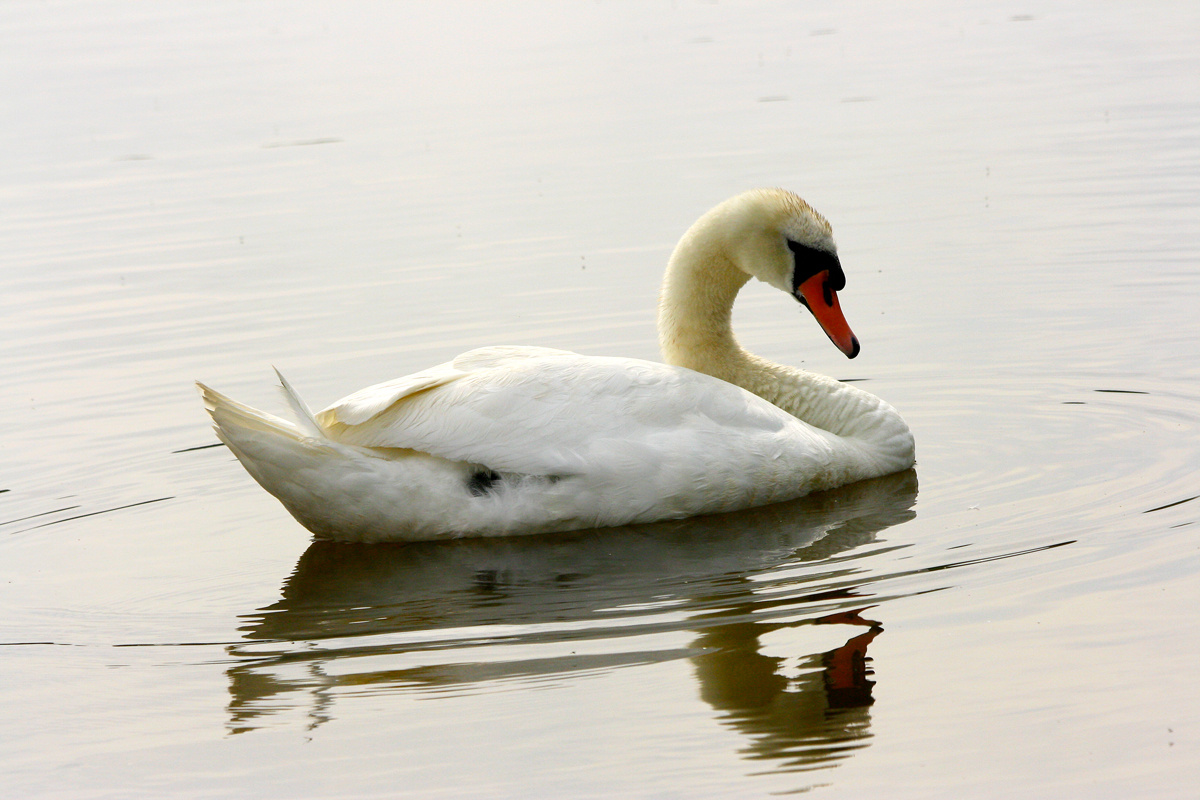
[273,368,325,438]
[196,380,311,444]
[197,378,356,536]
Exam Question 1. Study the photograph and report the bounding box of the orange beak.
[796,271,860,359]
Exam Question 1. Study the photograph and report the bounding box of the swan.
[198,188,915,543]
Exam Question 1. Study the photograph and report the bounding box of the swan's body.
[200,189,915,542]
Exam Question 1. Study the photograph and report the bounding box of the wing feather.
[316,346,798,476]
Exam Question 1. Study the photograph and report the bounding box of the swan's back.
[319,347,838,483]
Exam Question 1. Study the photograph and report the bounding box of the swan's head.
[709,188,860,359]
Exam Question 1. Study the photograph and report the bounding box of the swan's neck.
[657,234,751,373]
[657,230,914,465]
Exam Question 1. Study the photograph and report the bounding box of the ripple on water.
[219,468,1070,772]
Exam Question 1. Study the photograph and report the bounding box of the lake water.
[2,2,1198,797]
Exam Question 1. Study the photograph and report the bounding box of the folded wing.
[314,345,800,477]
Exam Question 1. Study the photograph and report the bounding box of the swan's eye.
[787,239,845,294]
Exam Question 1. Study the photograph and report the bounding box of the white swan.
[198,189,915,543]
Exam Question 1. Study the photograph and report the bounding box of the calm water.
[2,2,1198,797]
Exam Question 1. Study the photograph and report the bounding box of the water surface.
[2,2,1198,797]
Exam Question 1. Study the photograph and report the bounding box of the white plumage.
[199,189,915,542]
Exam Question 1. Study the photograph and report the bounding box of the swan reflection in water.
[226,470,917,776]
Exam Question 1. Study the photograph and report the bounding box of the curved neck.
[657,234,750,374]
[656,229,914,465]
